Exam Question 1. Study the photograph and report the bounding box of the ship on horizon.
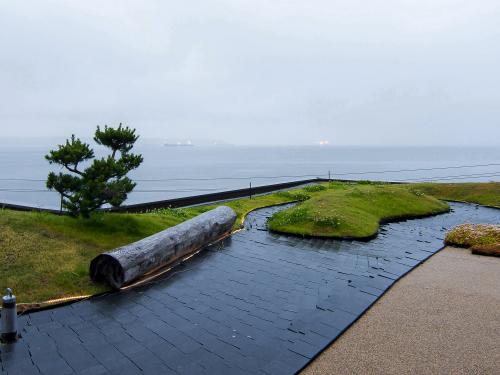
[164,139,195,147]
[163,138,232,147]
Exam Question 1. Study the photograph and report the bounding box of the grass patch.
[445,224,500,257]
[411,182,500,208]
[268,183,450,239]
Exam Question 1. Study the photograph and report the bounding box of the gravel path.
[302,246,500,375]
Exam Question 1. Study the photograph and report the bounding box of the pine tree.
[45,124,143,217]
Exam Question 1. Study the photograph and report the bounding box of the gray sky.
[1,0,499,145]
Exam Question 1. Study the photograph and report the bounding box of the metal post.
[1,288,18,342]
[249,182,252,199]
[328,170,331,181]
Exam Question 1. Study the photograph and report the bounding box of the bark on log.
[89,206,237,289]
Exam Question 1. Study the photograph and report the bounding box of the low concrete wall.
[108,178,325,213]
[89,206,237,289]
[0,202,61,214]
[0,178,324,214]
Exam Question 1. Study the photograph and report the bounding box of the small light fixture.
[1,288,18,342]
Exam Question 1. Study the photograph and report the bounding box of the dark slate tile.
[112,336,146,356]
[261,359,300,375]
[100,325,129,341]
[27,340,60,364]
[27,310,53,325]
[284,339,318,359]
[294,331,331,348]
[76,328,108,346]
[127,349,175,374]
[58,344,99,373]
[2,358,40,375]
[83,343,135,371]
[176,361,209,375]
[36,357,74,375]
[106,365,143,375]
[47,327,82,347]
[124,326,166,349]
[0,341,31,363]
[150,346,191,373]
[77,364,108,375]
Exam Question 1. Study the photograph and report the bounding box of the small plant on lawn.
[303,184,327,193]
[409,188,425,197]
[313,214,341,227]
[153,207,190,219]
[328,182,346,189]
[46,124,143,217]
[274,191,311,201]
[356,180,387,186]
[347,187,364,197]
[268,206,309,227]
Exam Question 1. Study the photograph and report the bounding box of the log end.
[89,254,125,289]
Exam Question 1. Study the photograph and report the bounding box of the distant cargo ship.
[164,140,194,147]
[163,139,232,147]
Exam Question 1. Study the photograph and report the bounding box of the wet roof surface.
[1,202,498,375]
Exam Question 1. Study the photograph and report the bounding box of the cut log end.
[90,254,124,289]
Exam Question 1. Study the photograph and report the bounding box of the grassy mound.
[412,182,500,208]
[268,182,450,239]
[445,224,500,257]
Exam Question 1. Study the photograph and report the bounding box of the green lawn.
[1,181,498,303]
[268,182,450,239]
[412,182,500,208]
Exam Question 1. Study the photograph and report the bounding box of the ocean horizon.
[1,143,499,209]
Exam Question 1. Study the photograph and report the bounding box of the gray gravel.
[302,247,500,375]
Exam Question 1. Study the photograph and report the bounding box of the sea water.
[0,142,499,209]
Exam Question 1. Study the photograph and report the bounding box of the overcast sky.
[1,0,499,145]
